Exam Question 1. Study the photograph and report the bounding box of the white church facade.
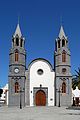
[27,59,55,106]
[8,23,72,107]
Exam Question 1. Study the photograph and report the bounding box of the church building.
[8,23,72,107]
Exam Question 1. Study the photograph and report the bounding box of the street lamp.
[56,87,61,107]
[0,89,3,106]
[19,87,24,109]
[57,87,61,107]
[0,89,3,97]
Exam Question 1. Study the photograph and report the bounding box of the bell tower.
[8,23,26,106]
[54,26,72,106]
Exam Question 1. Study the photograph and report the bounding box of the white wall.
[1,84,8,105]
[72,87,80,98]
[29,60,55,106]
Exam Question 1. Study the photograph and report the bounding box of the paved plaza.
[0,106,80,120]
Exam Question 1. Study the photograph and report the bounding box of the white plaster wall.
[72,87,80,97]
[29,60,55,106]
[1,84,8,105]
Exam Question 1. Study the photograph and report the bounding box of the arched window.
[62,82,66,93]
[62,51,66,62]
[15,82,19,93]
[15,50,18,62]
[20,39,23,47]
[62,39,65,47]
[16,37,19,46]
[12,38,14,47]
[58,40,60,48]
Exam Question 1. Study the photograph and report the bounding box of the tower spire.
[14,22,22,38]
[58,25,66,39]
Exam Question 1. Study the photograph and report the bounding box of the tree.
[72,67,80,90]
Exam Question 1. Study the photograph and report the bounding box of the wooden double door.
[75,97,79,106]
[35,90,46,106]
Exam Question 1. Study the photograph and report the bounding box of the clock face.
[14,68,19,73]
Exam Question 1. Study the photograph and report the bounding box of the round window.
[37,69,43,75]
[62,68,66,74]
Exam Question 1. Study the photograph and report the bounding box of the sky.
[0,0,80,87]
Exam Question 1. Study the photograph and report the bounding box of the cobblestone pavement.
[0,106,80,120]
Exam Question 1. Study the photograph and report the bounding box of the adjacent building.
[0,84,8,105]
[72,87,80,106]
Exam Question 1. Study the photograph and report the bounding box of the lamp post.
[19,87,24,109]
[0,89,3,106]
[57,87,61,107]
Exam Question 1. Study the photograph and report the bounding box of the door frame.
[33,87,48,106]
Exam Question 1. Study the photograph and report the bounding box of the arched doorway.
[35,90,46,106]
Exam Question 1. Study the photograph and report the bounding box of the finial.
[18,15,20,25]
[14,16,22,38]
[60,14,64,26]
